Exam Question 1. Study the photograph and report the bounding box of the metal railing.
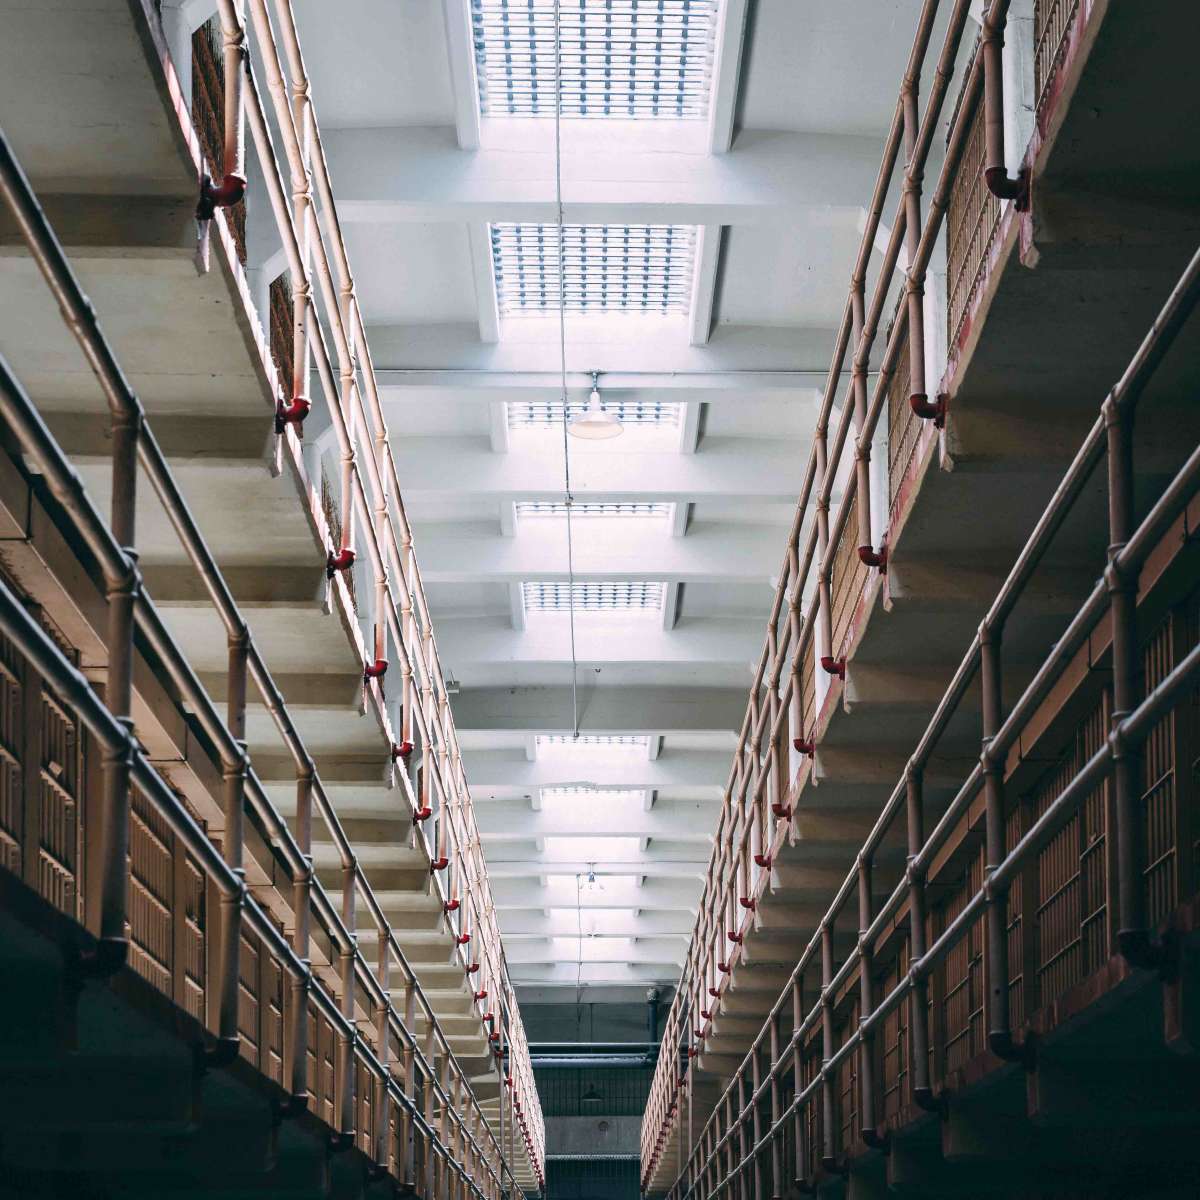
[0,123,532,1195]
[0,0,547,1186]
[652,232,1200,1197]
[638,0,1092,1184]
[185,0,546,1180]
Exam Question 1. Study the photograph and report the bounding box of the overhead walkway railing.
[0,125,532,1198]
[641,0,1166,1187]
[647,227,1200,1194]
[181,0,544,1184]
[0,0,544,1184]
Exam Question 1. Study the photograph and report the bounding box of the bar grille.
[523,580,665,612]
[471,0,718,119]
[507,398,682,427]
[491,223,697,316]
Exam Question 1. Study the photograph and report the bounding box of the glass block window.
[471,0,719,119]
[491,223,697,316]
[507,398,682,427]
[522,581,665,612]
[516,501,671,518]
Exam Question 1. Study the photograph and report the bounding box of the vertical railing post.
[819,920,837,1172]
[1105,395,1161,970]
[858,852,886,1147]
[981,621,1024,1061]
[286,769,312,1111]
[905,766,938,1111]
[769,1012,783,1200]
[91,403,141,973]
[209,624,248,1067]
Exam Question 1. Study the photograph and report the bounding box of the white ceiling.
[293,0,925,999]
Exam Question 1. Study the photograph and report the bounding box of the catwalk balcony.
[641,1,1200,1194]
[0,0,543,1191]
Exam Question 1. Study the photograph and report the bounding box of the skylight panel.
[507,398,682,428]
[491,223,697,317]
[471,0,719,120]
[536,735,651,752]
[540,784,647,805]
[522,580,665,613]
[516,501,671,519]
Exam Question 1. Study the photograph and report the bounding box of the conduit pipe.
[199,0,247,213]
[980,0,1030,207]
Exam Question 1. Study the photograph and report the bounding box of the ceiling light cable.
[553,0,582,741]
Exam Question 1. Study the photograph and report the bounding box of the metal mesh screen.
[471,0,718,119]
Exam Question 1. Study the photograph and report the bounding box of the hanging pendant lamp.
[567,371,623,440]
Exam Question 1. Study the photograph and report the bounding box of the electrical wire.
[553,0,581,741]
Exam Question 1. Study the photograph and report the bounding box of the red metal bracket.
[430,855,449,872]
[475,988,488,1001]
[413,806,433,822]
[326,547,356,578]
[392,741,414,761]
[820,655,845,680]
[275,395,311,434]
[739,896,755,911]
[793,736,814,755]
[444,899,460,914]
[985,165,1031,211]
[197,171,246,218]
[857,544,887,572]
[718,961,731,974]
[754,853,772,869]
[700,1010,712,1021]
[727,930,743,944]
[455,933,470,946]
[771,802,793,819]
[909,392,946,428]
[708,986,720,999]
[364,658,388,682]
[466,962,479,974]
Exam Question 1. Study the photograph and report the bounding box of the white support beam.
[662,581,682,633]
[324,126,883,226]
[413,520,778,584]
[466,747,729,794]
[432,615,761,670]
[508,582,525,632]
[467,222,500,344]
[689,224,723,346]
[499,910,692,937]
[474,799,719,840]
[504,939,685,967]
[491,876,701,910]
[384,437,817,503]
[441,0,481,151]
[450,685,746,735]
[678,405,703,455]
[369,320,844,379]
[708,0,750,154]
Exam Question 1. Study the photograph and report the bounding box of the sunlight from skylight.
[506,398,683,428]
[535,735,651,760]
[523,580,665,614]
[491,223,697,317]
[471,0,719,120]
[540,785,647,807]
[516,501,672,519]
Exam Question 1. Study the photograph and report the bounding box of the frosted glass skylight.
[540,784,647,804]
[536,735,651,752]
[522,581,665,612]
[507,398,682,428]
[491,224,697,316]
[471,0,719,119]
[516,501,671,519]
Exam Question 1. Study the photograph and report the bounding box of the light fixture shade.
[568,387,623,440]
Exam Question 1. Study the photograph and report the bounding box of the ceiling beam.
[499,911,693,937]
[431,615,761,670]
[490,876,702,910]
[411,521,780,584]
[441,0,480,151]
[384,437,815,502]
[708,0,751,154]
[463,747,729,798]
[324,125,882,225]
[474,799,719,841]
[450,685,746,736]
